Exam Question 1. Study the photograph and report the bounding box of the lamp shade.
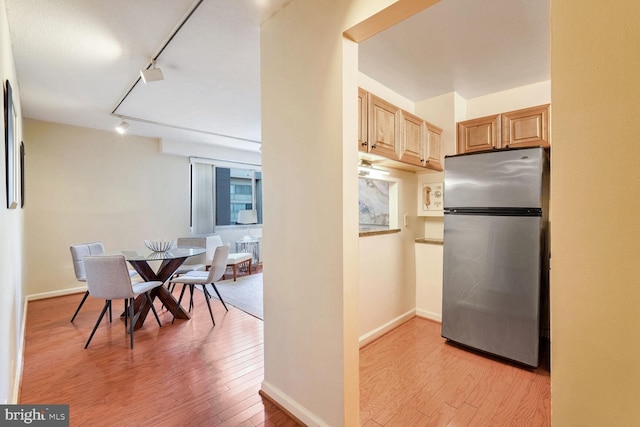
[237,209,258,224]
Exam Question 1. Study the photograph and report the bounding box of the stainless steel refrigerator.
[442,147,549,367]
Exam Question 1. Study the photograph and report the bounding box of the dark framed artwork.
[4,80,18,209]
[20,141,25,208]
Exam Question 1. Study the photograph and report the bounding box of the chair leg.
[84,300,110,349]
[145,292,162,327]
[129,297,134,349]
[189,284,195,312]
[248,259,252,275]
[124,299,128,330]
[201,286,216,326]
[209,282,228,311]
[71,290,90,322]
[233,265,238,281]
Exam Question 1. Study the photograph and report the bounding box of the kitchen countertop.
[415,237,443,245]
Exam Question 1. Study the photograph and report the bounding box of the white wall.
[358,72,415,113]
[0,0,25,403]
[358,168,419,346]
[261,1,399,425]
[415,243,442,321]
[465,80,551,119]
[23,120,192,297]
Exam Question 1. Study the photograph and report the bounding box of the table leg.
[128,258,192,330]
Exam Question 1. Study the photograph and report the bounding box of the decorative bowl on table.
[144,239,176,252]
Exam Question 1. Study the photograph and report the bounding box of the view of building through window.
[191,162,262,234]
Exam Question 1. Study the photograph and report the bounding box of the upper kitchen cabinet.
[358,88,369,153]
[501,104,550,149]
[367,93,400,160]
[457,114,501,154]
[399,111,443,171]
[359,88,443,171]
[457,104,551,154]
[425,123,443,171]
[399,110,424,167]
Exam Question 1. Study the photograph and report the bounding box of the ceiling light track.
[111,0,206,115]
[117,114,261,144]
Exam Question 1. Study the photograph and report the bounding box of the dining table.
[106,247,206,330]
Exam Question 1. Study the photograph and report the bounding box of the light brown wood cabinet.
[359,88,443,171]
[367,93,400,160]
[399,113,443,171]
[399,111,424,167]
[457,114,501,154]
[501,104,550,149]
[425,122,443,171]
[457,104,550,154]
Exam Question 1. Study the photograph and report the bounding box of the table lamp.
[237,209,258,240]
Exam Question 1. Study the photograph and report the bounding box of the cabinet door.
[501,104,550,149]
[457,114,501,154]
[368,93,399,160]
[425,122,443,171]
[358,88,368,152]
[399,111,424,167]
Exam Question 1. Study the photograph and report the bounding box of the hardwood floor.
[19,290,299,426]
[360,317,551,426]
[20,290,550,426]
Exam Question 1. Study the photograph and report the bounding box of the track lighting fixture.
[140,59,164,83]
[115,119,130,134]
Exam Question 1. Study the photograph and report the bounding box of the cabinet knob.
[361,141,368,147]
[371,143,377,149]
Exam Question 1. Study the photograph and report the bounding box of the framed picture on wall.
[4,79,18,209]
[20,141,25,208]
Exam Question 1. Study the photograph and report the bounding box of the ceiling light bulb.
[140,60,164,83]
[116,120,130,134]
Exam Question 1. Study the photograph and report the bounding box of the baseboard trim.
[10,297,29,404]
[27,286,86,301]
[260,381,326,426]
[359,309,415,348]
[415,309,441,323]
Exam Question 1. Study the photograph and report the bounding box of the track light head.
[116,119,130,134]
[140,60,164,83]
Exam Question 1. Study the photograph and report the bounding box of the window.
[358,176,398,232]
[191,161,262,234]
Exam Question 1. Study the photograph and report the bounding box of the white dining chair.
[70,242,140,322]
[83,255,163,349]
[169,244,230,326]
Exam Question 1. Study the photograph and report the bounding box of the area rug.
[200,273,263,320]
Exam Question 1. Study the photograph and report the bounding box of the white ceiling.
[4,0,549,152]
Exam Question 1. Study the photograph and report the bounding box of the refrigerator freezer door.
[442,214,541,366]
[444,147,545,209]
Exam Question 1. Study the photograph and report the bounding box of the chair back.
[70,242,105,281]
[84,255,135,300]
[207,244,231,283]
[177,237,207,265]
[205,235,224,266]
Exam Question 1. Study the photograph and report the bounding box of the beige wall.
[261,0,400,424]
[0,0,25,403]
[23,119,191,297]
[358,168,419,344]
[551,1,640,424]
